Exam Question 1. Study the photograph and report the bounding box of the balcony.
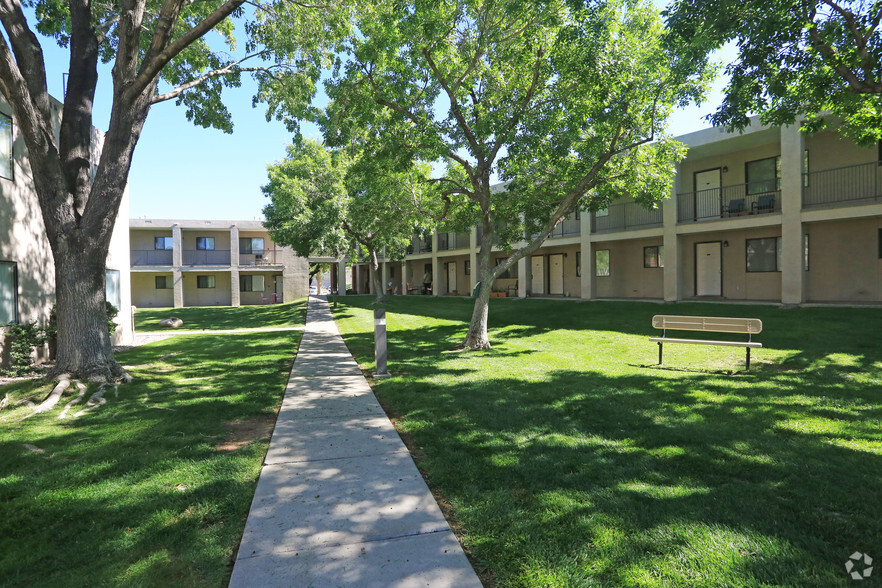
[677,183,781,223]
[803,162,882,209]
[239,249,281,266]
[131,249,173,266]
[182,249,231,265]
[592,202,663,233]
[438,231,471,251]
[549,215,581,238]
[406,236,432,254]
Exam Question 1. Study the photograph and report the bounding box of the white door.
[447,262,457,294]
[694,169,721,218]
[696,242,722,296]
[549,254,564,295]
[531,256,544,294]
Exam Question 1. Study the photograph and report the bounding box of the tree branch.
[151,53,274,103]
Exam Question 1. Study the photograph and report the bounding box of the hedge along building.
[128,219,310,308]
[0,94,133,367]
[356,118,882,305]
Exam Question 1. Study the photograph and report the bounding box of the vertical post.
[746,347,751,370]
[663,169,680,302]
[374,307,389,378]
[658,341,663,365]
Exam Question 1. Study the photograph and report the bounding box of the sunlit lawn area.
[333,296,882,587]
[0,309,304,586]
[134,300,306,332]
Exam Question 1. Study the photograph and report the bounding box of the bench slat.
[650,337,762,348]
[652,315,762,335]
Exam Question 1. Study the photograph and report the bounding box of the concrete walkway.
[229,296,482,588]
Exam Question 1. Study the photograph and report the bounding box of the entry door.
[694,169,721,218]
[549,254,564,295]
[695,242,722,296]
[531,256,545,295]
[447,262,457,293]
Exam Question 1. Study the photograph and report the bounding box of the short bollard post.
[374,307,390,378]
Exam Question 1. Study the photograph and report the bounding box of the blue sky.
[34,8,734,222]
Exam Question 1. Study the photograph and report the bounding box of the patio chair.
[752,194,775,214]
[722,198,746,216]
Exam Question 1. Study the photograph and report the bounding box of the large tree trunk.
[462,241,494,349]
[48,235,127,381]
[370,249,386,304]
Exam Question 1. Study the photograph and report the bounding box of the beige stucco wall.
[131,272,175,308]
[181,228,232,251]
[679,141,781,191]
[805,216,882,302]
[804,130,877,172]
[593,238,664,299]
[239,271,284,305]
[439,255,470,295]
[679,227,783,301]
[182,272,232,306]
[130,229,173,251]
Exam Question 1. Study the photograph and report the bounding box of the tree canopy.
[665,0,882,144]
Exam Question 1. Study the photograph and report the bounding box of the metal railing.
[549,215,581,238]
[406,236,432,254]
[438,231,471,250]
[182,249,231,265]
[803,161,882,209]
[239,249,280,266]
[592,202,663,233]
[131,249,173,265]
[677,183,781,223]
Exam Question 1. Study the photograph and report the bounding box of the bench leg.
[658,341,663,365]
[746,347,751,370]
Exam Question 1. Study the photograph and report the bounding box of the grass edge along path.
[332,296,882,587]
[135,301,306,332]
[0,301,307,587]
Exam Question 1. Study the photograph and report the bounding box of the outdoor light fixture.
[723,240,729,247]
[722,165,729,173]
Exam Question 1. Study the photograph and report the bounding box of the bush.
[1,322,45,377]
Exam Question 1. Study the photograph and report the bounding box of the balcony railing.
[438,231,471,251]
[131,249,173,266]
[239,249,280,266]
[677,183,781,223]
[406,237,432,254]
[182,249,231,265]
[803,161,882,209]
[592,202,663,233]
[549,215,581,238]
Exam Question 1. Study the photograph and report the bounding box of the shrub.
[1,322,46,377]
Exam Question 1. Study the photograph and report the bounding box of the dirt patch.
[216,414,277,452]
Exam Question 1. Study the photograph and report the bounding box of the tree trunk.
[48,236,127,382]
[370,249,386,304]
[462,242,494,349]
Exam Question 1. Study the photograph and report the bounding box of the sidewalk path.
[229,296,482,588]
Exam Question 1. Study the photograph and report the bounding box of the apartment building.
[129,219,309,308]
[1,95,133,367]
[350,120,881,305]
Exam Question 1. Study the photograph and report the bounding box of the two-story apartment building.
[129,219,309,308]
[1,95,133,367]
[350,119,881,305]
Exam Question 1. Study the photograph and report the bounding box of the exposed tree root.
[58,382,88,419]
[0,393,8,411]
[23,444,46,454]
[73,386,107,418]
[18,377,71,422]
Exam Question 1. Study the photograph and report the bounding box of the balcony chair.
[722,198,746,217]
[751,194,776,214]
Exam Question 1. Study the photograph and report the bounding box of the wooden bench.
[650,315,763,369]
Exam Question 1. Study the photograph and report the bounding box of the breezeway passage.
[229,296,480,587]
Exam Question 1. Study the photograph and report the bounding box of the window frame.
[155,275,172,289]
[240,274,266,292]
[595,250,610,277]
[464,260,470,275]
[196,236,215,251]
[0,111,13,181]
[745,155,781,196]
[576,251,581,277]
[240,237,266,255]
[105,269,121,310]
[154,236,174,250]
[0,260,19,324]
[745,237,782,273]
[196,275,216,289]
[643,245,664,268]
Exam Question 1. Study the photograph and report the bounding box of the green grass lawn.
[332,296,882,587]
[0,319,303,586]
[134,300,307,332]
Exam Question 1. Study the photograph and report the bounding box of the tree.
[262,138,441,302]
[0,0,348,380]
[323,0,709,349]
[665,0,882,145]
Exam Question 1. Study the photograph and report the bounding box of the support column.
[381,257,390,295]
[172,224,183,308]
[338,258,347,295]
[469,226,478,295]
[580,210,592,300]
[400,261,407,294]
[518,256,532,298]
[431,233,440,296]
[230,225,240,307]
[780,124,805,305]
[663,171,680,302]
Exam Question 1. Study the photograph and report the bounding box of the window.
[240,275,265,292]
[196,237,215,250]
[155,275,172,289]
[197,275,216,289]
[464,260,470,275]
[576,251,581,277]
[644,245,664,268]
[154,236,174,250]
[746,237,782,272]
[803,150,810,187]
[240,237,265,254]
[0,112,12,180]
[495,257,518,279]
[0,261,18,323]
[746,156,780,195]
[595,250,610,277]
[105,269,121,310]
[804,234,810,271]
